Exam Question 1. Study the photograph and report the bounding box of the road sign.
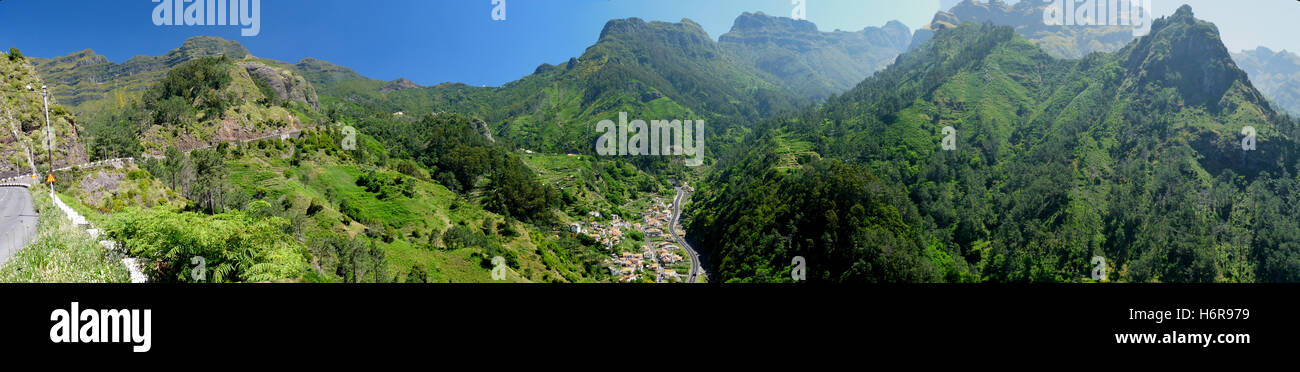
[45,174,55,184]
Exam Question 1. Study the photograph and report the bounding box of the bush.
[126,169,152,181]
[406,263,429,283]
[104,208,308,283]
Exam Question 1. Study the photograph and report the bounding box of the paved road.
[0,186,38,267]
[669,186,703,283]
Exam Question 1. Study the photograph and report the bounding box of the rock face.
[470,118,494,143]
[238,62,321,110]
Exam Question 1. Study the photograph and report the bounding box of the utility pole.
[42,85,52,193]
[28,84,52,192]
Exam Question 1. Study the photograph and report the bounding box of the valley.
[3,1,1300,284]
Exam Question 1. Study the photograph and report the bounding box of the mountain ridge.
[688,6,1299,283]
[718,12,912,101]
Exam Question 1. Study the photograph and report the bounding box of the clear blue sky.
[0,0,1294,87]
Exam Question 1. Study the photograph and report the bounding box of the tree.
[190,148,228,212]
[163,146,183,191]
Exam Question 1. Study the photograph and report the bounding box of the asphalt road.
[0,186,38,267]
[669,186,703,283]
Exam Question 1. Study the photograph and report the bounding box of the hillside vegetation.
[689,6,1300,283]
[1,48,87,178]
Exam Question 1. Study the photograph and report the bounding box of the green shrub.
[104,208,308,282]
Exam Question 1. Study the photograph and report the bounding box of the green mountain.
[923,1,1300,119]
[45,53,608,283]
[83,54,322,158]
[30,33,628,283]
[0,49,86,178]
[1233,47,1300,115]
[717,12,912,101]
[31,36,252,124]
[301,17,802,155]
[688,5,1299,283]
[493,17,800,153]
[914,0,1136,59]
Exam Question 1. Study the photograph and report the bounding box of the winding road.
[669,186,703,283]
[0,185,38,267]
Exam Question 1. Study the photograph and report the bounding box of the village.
[570,194,691,283]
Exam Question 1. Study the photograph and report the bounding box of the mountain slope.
[85,55,322,158]
[1233,47,1300,115]
[32,36,252,123]
[914,0,1136,59]
[1,50,86,178]
[689,5,1300,283]
[307,17,802,155]
[718,12,912,101]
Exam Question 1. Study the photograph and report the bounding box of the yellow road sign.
[46,174,55,184]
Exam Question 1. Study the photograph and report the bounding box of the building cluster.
[601,197,690,283]
[641,197,672,239]
[571,213,634,250]
[608,243,686,283]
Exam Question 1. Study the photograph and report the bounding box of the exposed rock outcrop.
[238,62,321,110]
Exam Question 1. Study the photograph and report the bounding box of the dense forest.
[689,6,1300,283]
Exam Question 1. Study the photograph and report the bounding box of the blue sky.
[0,1,1295,87]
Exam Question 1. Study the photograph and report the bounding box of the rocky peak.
[1120,5,1268,114]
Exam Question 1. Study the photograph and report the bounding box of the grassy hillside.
[0,189,130,283]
